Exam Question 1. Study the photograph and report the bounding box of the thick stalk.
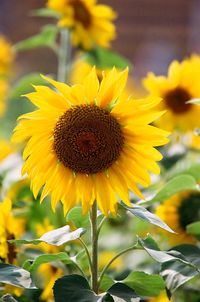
[57,29,71,83]
[90,202,98,293]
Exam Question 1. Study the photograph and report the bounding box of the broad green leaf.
[0,264,36,289]
[9,73,46,99]
[187,98,200,105]
[66,207,90,228]
[143,175,198,206]
[23,252,72,272]
[187,221,200,238]
[107,283,140,302]
[15,25,58,51]
[99,275,115,292]
[53,275,140,302]
[121,202,175,233]
[138,236,200,293]
[166,160,200,182]
[85,47,131,69]
[123,271,165,297]
[32,8,60,18]
[161,245,200,293]
[9,225,86,246]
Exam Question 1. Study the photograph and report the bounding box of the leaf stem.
[57,29,71,83]
[90,201,98,293]
[98,245,137,288]
[78,238,93,274]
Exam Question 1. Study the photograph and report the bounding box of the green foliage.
[14,25,58,52]
[9,225,86,246]
[123,271,165,297]
[23,252,72,272]
[121,202,174,233]
[53,274,140,302]
[31,8,60,18]
[143,174,198,206]
[85,47,131,69]
[99,275,115,292]
[187,221,200,239]
[0,264,35,289]
[66,207,90,228]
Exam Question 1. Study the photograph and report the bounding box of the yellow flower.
[0,139,13,161]
[0,79,8,117]
[38,263,63,302]
[99,251,123,271]
[155,191,200,245]
[143,55,200,131]
[0,35,14,76]
[0,198,25,263]
[47,0,116,49]
[13,67,169,216]
[148,292,171,302]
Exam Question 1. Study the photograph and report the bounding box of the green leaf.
[187,98,200,105]
[123,271,165,297]
[66,207,90,228]
[121,202,175,233]
[23,252,72,272]
[99,275,115,292]
[107,283,140,302]
[53,275,140,302]
[0,264,36,289]
[143,175,198,206]
[15,25,58,51]
[31,8,60,18]
[138,236,200,293]
[9,225,86,246]
[161,245,200,293]
[187,221,200,238]
[85,47,131,69]
[9,73,46,100]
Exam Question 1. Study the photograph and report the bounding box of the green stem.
[97,216,107,239]
[78,238,93,274]
[57,29,71,83]
[98,245,137,288]
[90,202,98,293]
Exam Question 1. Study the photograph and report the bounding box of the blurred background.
[1,0,200,78]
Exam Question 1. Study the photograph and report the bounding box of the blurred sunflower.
[13,67,169,216]
[143,55,200,131]
[0,139,13,162]
[155,191,200,245]
[0,35,14,76]
[0,80,8,117]
[0,198,25,263]
[148,292,171,302]
[47,0,116,49]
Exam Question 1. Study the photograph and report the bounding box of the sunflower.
[0,35,14,76]
[47,0,116,49]
[13,68,169,216]
[0,139,13,162]
[155,191,200,245]
[0,198,25,263]
[148,292,171,302]
[0,79,8,117]
[143,55,200,131]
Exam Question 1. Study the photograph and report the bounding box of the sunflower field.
[1,1,200,301]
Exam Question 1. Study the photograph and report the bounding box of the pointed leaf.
[121,203,174,233]
[0,264,36,289]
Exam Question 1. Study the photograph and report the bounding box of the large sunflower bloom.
[47,0,116,49]
[13,68,169,215]
[155,191,200,245]
[143,55,200,131]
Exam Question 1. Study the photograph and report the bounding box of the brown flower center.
[53,105,124,174]
[164,87,192,114]
[70,0,91,28]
